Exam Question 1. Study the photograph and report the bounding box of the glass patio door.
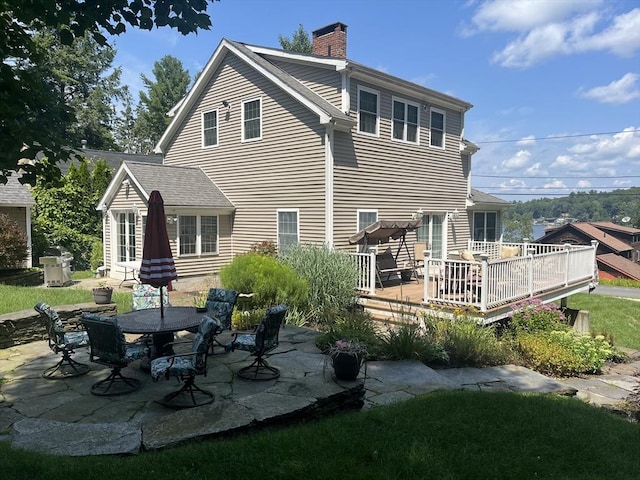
[117,212,137,262]
[417,214,444,259]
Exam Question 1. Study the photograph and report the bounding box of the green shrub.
[424,315,512,367]
[281,244,359,325]
[380,324,449,365]
[0,213,29,269]
[516,331,617,376]
[219,253,308,308]
[231,308,267,330]
[315,308,383,359]
[508,298,568,336]
[248,240,278,257]
[89,239,104,271]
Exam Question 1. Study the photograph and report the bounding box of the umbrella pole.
[160,286,165,319]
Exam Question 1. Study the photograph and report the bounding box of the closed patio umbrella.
[139,190,177,319]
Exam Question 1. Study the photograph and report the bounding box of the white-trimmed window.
[178,214,218,256]
[277,209,299,254]
[392,98,419,143]
[202,110,218,147]
[242,98,262,141]
[357,209,378,232]
[430,108,445,148]
[473,212,497,242]
[117,212,136,262]
[417,214,444,259]
[357,86,379,136]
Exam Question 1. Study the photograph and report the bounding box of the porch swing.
[348,219,422,287]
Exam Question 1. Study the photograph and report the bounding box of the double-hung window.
[430,108,445,148]
[473,212,497,242]
[392,99,419,143]
[277,209,298,254]
[242,98,262,141]
[202,110,218,147]
[357,87,379,136]
[178,215,218,256]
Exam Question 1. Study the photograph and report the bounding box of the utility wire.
[474,175,640,179]
[475,129,640,144]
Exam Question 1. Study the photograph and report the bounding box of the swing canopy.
[348,219,422,247]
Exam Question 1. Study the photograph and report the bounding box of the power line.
[475,129,640,144]
[482,192,639,197]
[474,175,640,179]
[476,186,640,190]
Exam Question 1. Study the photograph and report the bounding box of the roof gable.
[0,172,35,207]
[538,222,632,252]
[98,162,234,210]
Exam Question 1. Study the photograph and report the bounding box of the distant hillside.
[504,187,640,227]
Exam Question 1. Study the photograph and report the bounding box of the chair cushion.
[150,355,196,380]
[63,331,90,349]
[460,250,475,261]
[125,344,149,363]
[232,334,257,353]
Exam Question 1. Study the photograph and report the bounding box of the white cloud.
[464,1,640,68]
[551,154,581,169]
[499,178,527,189]
[516,135,536,146]
[577,73,640,104]
[576,179,592,188]
[501,149,530,169]
[524,162,547,176]
[461,0,601,36]
[544,179,567,189]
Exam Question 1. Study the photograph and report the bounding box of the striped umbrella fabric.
[139,191,177,317]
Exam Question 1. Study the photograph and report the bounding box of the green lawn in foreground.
[3,391,638,480]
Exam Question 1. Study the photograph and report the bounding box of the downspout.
[325,122,335,246]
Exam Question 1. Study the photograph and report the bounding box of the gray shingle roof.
[0,172,35,206]
[62,149,162,174]
[124,162,234,209]
[469,188,510,206]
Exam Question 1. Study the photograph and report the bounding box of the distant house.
[0,173,35,268]
[536,221,640,281]
[98,22,509,282]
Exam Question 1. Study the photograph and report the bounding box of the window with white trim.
[117,212,136,262]
[242,98,262,141]
[277,209,298,254]
[392,99,419,143]
[430,108,445,148]
[202,110,218,147]
[473,212,497,242]
[417,214,444,259]
[178,215,218,256]
[357,86,379,135]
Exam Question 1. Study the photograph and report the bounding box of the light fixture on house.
[222,100,231,110]
[122,178,130,197]
[411,208,424,221]
[131,203,138,218]
[448,209,460,220]
[166,215,178,225]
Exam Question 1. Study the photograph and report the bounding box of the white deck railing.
[352,241,598,313]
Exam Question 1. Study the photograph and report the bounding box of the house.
[536,221,640,281]
[0,173,35,268]
[99,22,505,282]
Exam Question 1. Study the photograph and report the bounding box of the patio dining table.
[117,307,204,366]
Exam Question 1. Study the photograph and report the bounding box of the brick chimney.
[312,22,348,58]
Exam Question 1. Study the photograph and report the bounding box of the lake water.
[532,224,546,239]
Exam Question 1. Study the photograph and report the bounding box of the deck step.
[358,297,424,324]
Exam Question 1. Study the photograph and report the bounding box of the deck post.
[479,254,488,312]
[368,248,376,296]
[564,243,571,286]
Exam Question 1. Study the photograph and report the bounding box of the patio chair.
[226,304,288,381]
[132,283,172,354]
[150,315,216,408]
[188,288,238,354]
[34,301,90,379]
[80,313,150,396]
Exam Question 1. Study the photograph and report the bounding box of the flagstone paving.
[1,323,637,457]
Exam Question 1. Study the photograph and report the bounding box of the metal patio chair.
[34,301,90,379]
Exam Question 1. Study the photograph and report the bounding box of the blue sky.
[108,0,640,201]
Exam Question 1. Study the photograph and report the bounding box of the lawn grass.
[567,293,640,351]
[3,391,638,479]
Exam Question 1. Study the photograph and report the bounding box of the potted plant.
[92,282,113,304]
[327,339,367,381]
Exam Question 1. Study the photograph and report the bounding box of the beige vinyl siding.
[163,52,327,255]
[270,59,342,106]
[332,79,470,253]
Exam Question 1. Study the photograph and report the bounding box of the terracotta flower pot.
[92,287,113,304]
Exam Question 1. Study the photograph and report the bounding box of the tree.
[31,29,125,151]
[278,24,312,54]
[0,214,29,269]
[134,55,191,153]
[503,213,534,243]
[0,0,213,185]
